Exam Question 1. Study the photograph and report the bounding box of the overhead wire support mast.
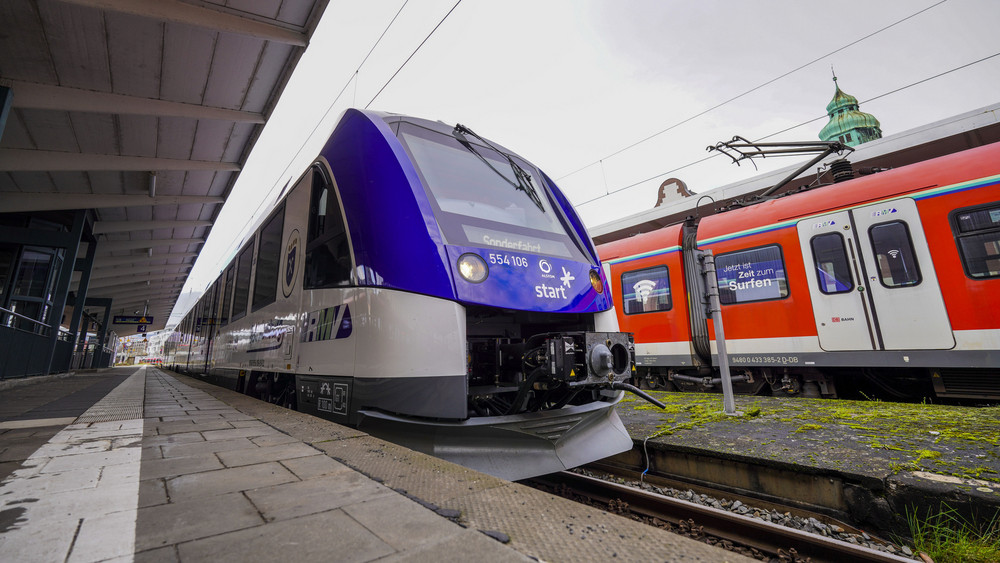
[707,136,853,203]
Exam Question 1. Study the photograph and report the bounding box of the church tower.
[819,71,882,147]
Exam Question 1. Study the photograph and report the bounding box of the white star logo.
[560,267,575,288]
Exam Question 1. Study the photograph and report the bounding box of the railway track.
[528,470,917,562]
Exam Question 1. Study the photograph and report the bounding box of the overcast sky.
[169,0,1000,323]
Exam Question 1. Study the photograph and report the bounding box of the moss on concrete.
[616,392,1000,485]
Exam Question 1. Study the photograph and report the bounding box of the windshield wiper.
[452,124,545,212]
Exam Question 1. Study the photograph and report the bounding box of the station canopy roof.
[0,0,330,333]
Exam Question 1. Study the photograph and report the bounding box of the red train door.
[797,198,955,351]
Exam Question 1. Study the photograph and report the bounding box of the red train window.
[715,245,789,305]
[621,266,671,314]
[810,233,854,294]
[952,203,1000,279]
[868,221,921,288]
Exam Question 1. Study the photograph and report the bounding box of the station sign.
[114,315,154,324]
[136,325,147,333]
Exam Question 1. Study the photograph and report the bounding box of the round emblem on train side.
[282,229,300,298]
[539,259,552,274]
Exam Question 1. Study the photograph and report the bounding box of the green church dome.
[819,73,882,147]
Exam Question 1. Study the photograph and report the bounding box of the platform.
[614,390,1000,537]
[0,367,751,562]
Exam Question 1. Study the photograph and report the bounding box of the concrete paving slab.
[147,420,235,436]
[341,494,470,551]
[134,492,263,551]
[164,461,298,501]
[279,454,355,480]
[40,444,139,473]
[0,369,145,563]
[69,508,137,563]
[312,436,509,504]
[159,436,255,458]
[371,530,533,563]
[134,546,179,563]
[138,478,168,508]
[0,512,76,562]
[250,432,301,447]
[216,441,319,468]
[200,426,284,441]
[142,432,205,448]
[140,453,225,481]
[245,471,395,522]
[175,509,397,563]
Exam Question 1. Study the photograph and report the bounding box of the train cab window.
[952,203,1000,279]
[869,221,921,288]
[715,245,789,305]
[220,263,235,326]
[230,240,255,322]
[809,233,853,294]
[252,205,285,311]
[621,266,671,314]
[306,169,352,288]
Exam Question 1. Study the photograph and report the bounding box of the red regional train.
[597,141,1000,400]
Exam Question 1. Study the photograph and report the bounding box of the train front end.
[343,112,635,479]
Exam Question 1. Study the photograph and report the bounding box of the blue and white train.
[165,109,640,480]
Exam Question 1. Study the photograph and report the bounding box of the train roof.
[695,141,1000,241]
[591,102,1000,245]
[597,140,1000,259]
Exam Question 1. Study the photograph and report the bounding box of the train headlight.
[590,269,604,293]
[457,253,488,283]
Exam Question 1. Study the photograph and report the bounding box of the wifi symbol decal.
[633,279,657,302]
[887,249,901,259]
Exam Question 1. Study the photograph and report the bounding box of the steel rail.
[532,471,913,563]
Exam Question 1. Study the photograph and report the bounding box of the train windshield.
[396,121,589,262]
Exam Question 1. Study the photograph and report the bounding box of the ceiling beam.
[58,0,308,46]
[97,238,204,252]
[93,220,212,234]
[111,296,176,307]
[93,252,197,267]
[91,285,184,300]
[110,301,177,314]
[74,264,190,282]
[0,149,240,172]
[87,280,184,297]
[8,81,265,123]
[90,272,187,289]
[3,193,225,213]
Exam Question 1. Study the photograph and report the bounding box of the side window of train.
[951,202,1000,279]
[715,245,790,305]
[305,168,352,288]
[620,266,671,314]
[868,221,921,288]
[809,233,854,294]
[230,240,255,322]
[220,263,235,326]
[252,204,285,311]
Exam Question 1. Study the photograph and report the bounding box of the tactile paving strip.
[75,369,146,423]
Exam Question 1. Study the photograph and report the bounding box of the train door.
[798,198,954,351]
[796,211,877,351]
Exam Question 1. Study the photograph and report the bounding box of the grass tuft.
[906,504,1000,563]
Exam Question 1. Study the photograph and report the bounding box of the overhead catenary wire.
[572,50,1000,208]
[365,0,463,109]
[202,2,413,292]
[215,0,463,281]
[556,0,950,183]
